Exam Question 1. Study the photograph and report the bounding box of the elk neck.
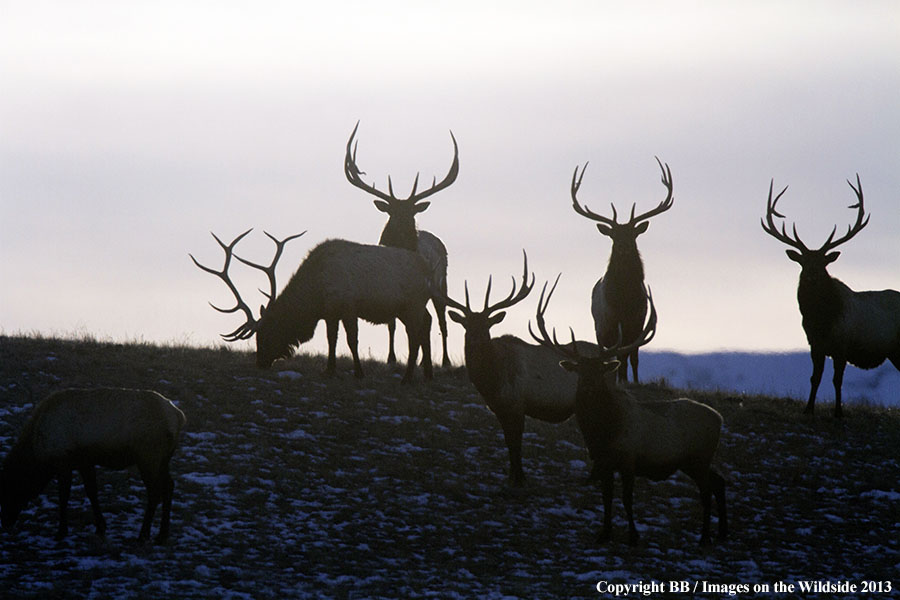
[379,220,419,252]
[796,266,843,340]
[605,242,645,299]
[463,331,506,400]
[574,367,628,448]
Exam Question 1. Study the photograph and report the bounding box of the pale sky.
[2,1,898,362]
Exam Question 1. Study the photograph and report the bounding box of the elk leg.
[832,358,846,418]
[386,320,397,364]
[432,299,451,368]
[156,462,174,544]
[325,319,339,376]
[138,467,163,543]
[498,411,526,486]
[629,349,640,384]
[79,465,106,537]
[710,468,728,541]
[622,471,639,545]
[343,317,364,379]
[420,311,433,381]
[805,350,826,414]
[598,470,614,543]
[56,471,73,540]
[693,470,713,545]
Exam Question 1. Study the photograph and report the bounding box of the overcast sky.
[1,1,898,363]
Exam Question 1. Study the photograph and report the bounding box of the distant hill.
[641,351,900,408]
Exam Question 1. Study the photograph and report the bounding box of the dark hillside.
[0,335,898,598]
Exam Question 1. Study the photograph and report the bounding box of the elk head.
[570,157,674,253]
[436,250,534,344]
[529,277,657,384]
[190,229,305,347]
[761,175,869,284]
[345,121,459,251]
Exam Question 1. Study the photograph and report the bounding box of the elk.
[570,158,674,383]
[1,388,186,543]
[761,175,900,418]
[345,121,457,368]
[191,230,433,383]
[530,286,727,546]
[435,252,596,485]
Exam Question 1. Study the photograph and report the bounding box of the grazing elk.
[435,252,596,485]
[530,286,728,546]
[345,121,457,367]
[570,158,674,383]
[761,175,900,418]
[191,230,433,383]
[1,388,186,543]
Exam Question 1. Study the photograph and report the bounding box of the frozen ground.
[0,337,898,598]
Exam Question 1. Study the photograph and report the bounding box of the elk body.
[345,122,457,367]
[570,158,674,382]
[436,253,596,485]
[1,388,186,543]
[761,176,900,418]
[192,230,433,383]
[531,287,727,545]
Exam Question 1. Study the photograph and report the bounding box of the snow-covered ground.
[641,351,900,408]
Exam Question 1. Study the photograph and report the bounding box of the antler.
[760,175,870,253]
[570,162,618,226]
[482,250,535,315]
[760,179,807,251]
[344,120,459,205]
[432,250,533,318]
[190,229,305,342]
[570,158,674,226]
[234,231,306,303]
[603,288,658,359]
[190,229,259,341]
[528,274,581,360]
[820,174,869,253]
[630,157,674,225]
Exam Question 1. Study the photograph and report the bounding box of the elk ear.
[488,312,506,327]
[560,360,578,372]
[595,223,613,237]
[825,251,840,264]
[785,249,803,263]
[634,221,649,235]
[414,201,431,214]
[259,304,267,318]
[374,200,391,213]
[448,311,466,325]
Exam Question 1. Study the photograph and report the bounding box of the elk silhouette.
[529,286,727,545]
[761,175,900,418]
[345,121,457,368]
[191,229,433,382]
[570,158,674,382]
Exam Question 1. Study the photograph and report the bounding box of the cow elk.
[761,175,900,418]
[570,158,674,383]
[435,252,596,485]
[530,287,727,546]
[1,388,186,543]
[345,121,457,368]
[191,229,433,383]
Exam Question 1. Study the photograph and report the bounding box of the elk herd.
[3,122,898,548]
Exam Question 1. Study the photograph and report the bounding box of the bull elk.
[190,229,433,383]
[570,157,674,382]
[434,252,596,485]
[530,287,727,546]
[345,121,457,368]
[761,175,900,418]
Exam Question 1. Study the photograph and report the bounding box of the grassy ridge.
[0,335,898,598]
